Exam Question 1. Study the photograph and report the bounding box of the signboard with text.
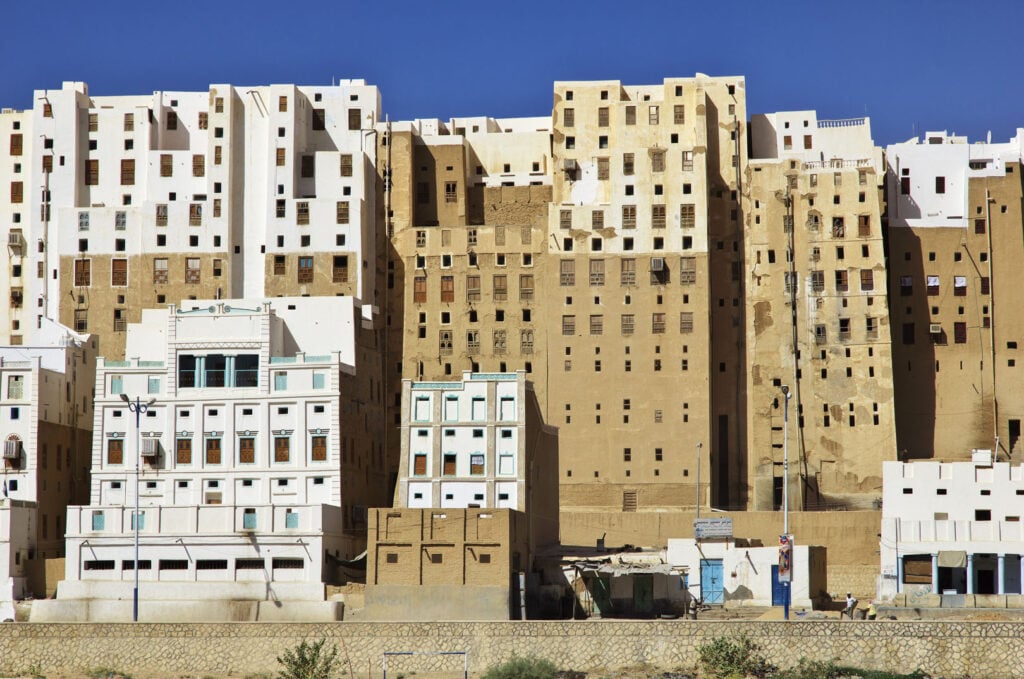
[694,517,733,539]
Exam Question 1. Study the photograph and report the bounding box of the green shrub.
[696,635,775,679]
[276,638,340,679]
[777,658,842,679]
[482,656,558,679]
[86,668,131,679]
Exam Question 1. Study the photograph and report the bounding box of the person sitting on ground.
[843,592,858,619]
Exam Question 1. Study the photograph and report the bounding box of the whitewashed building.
[395,372,558,526]
[3,79,381,358]
[667,538,825,609]
[33,296,379,622]
[879,452,1024,599]
[0,320,96,621]
[361,372,559,621]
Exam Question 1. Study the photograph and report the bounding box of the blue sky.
[3,0,1022,146]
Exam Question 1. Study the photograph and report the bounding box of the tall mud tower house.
[383,76,750,514]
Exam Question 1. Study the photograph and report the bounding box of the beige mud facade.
[744,147,896,509]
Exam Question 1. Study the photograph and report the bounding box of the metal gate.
[700,558,724,604]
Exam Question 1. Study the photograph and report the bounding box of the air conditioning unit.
[8,231,23,247]
[563,159,578,171]
[650,257,666,272]
[140,439,159,457]
[3,440,21,460]
[929,323,942,334]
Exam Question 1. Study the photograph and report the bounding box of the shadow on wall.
[889,229,937,460]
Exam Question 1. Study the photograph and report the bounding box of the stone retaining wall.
[0,620,1020,678]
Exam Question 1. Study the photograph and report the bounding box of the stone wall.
[0,621,1021,678]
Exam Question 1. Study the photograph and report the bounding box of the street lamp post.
[781,385,792,620]
[120,393,155,622]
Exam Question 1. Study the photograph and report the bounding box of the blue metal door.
[771,565,787,605]
[700,558,724,604]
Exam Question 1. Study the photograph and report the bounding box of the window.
[301,155,315,178]
[835,270,849,293]
[84,159,99,185]
[118,158,136,186]
[238,437,255,464]
[189,203,202,226]
[160,153,172,177]
[651,151,665,173]
[858,214,871,237]
[274,437,290,463]
[74,259,91,286]
[519,329,534,354]
[652,313,666,333]
[954,321,967,344]
[185,258,200,284]
[311,435,327,461]
[648,105,659,125]
[563,108,575,127]
[935,176,945,194]
[493,274,508,300]
[413,277,427,303]
[559,209,572,229]
[111,259,128,287]
[927,275,940,296]
[589,259,605,286]
[622,205,637,229]
[186,153,205,178]
[339,154,353,177]
[296,256,314,283]
[444,182,457,203]
[347,108,362,130]
[589,314,604,336]
[440,276,455,303]
[652,205,666,229]
[310,108,327,131]
[860,269,874,291]
[470,454,485,475]
[332,255,348,283]
[954,276,967,296]
[680,204,695,229]
[107,439,123,465]
[680,312,694,333]
[623,153,635,175]
[205,438,222,464]
[562,315,576,336]
[332,200,350,225]
[169,437,191,466]
[560,259,575,286]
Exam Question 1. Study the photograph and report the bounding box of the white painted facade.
[879,454,1024,599]
[886,130,1024,229]
[397,372,528,512]
[1,108,32,345]
[0,321,96,621]
[40,297,365,621]
[4,79,380,344]
[667,538,824,609]
[749,111,880,170]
